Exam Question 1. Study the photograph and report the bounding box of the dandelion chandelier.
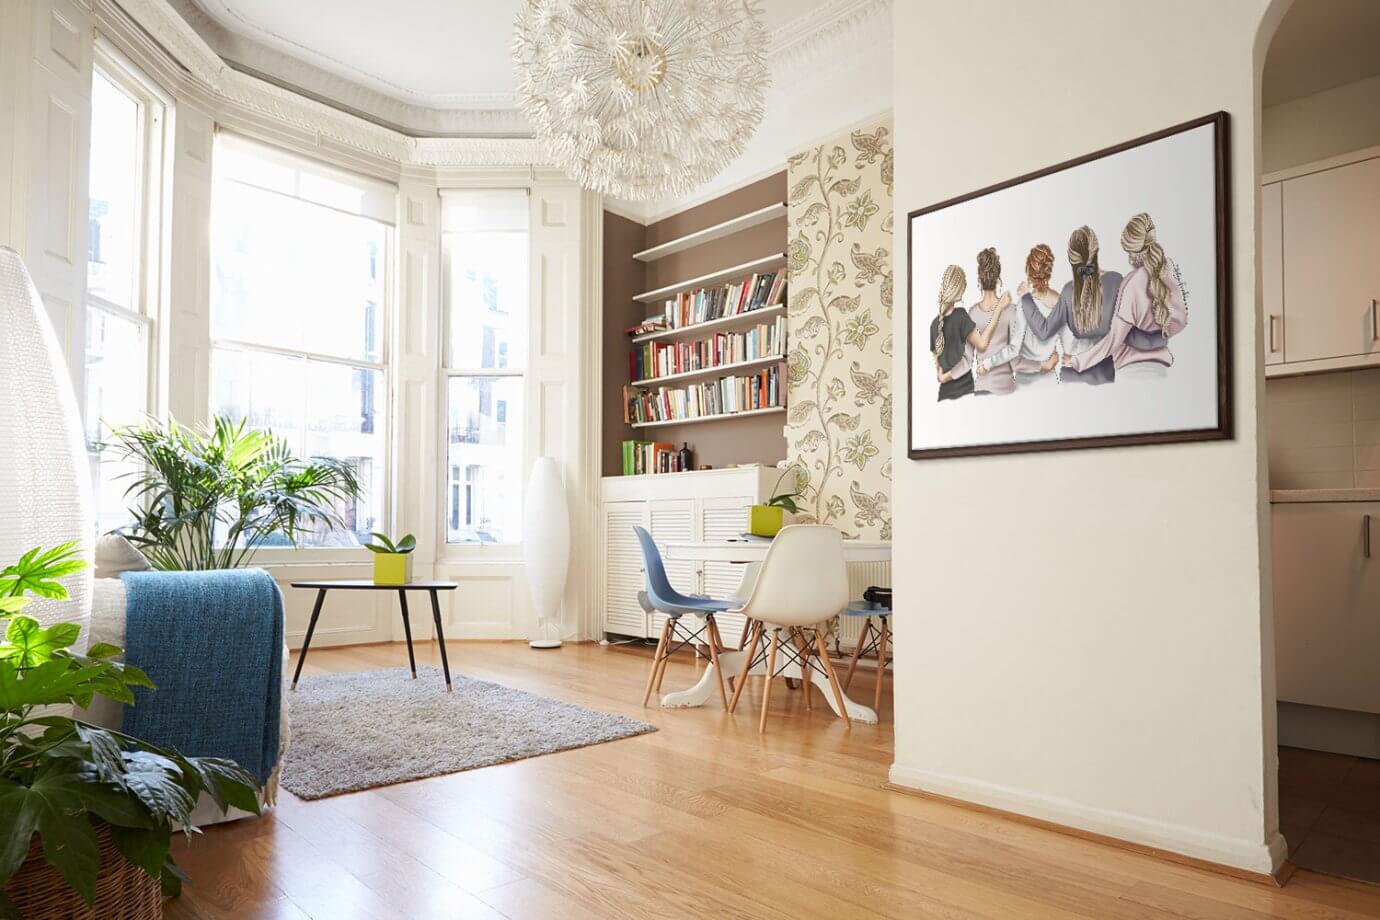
[512,0,770,201]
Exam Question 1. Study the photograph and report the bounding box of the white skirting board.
[888,764,1288,877]
[1278,701,1380,760]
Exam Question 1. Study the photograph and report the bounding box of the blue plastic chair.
[634,526,734,709]
[842,598,891,715]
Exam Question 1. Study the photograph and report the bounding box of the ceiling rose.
[512,0,770,200]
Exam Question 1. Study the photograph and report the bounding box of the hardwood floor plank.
[157,641,1380,919]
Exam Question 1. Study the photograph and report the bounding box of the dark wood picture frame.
[906,111,1233,460]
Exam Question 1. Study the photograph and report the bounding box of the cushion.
[94,533,151,580]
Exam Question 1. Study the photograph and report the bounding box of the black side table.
[289,580,459,691]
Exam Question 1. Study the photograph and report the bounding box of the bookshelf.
[633,202,786,262]
[632,253,786,304]
[631,303,786,345]
[631,406,786,430]
[632,354,783,388]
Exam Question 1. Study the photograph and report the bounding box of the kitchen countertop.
[1270,488,1380,503]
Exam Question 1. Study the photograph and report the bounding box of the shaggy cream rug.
[280,666,656,799]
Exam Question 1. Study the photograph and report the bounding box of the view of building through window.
[209,138,390,548]
[443,192,529,545]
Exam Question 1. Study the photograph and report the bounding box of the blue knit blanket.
[119,569,283,786]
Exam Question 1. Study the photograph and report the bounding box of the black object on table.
[289,580,459,692]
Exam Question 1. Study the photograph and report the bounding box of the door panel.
[604,503,648,638]
[1282,157,1380,363]
[1273,502,1380,714]
[1262,182,1284,365]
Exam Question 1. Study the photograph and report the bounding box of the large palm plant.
[111,416,362,570]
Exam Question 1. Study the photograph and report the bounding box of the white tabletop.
[664,539,890,564]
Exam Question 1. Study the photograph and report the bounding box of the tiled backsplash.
[1267,369,1380,489]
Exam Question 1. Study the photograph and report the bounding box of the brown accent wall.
[603,211,646,476]
[601,173,789,475]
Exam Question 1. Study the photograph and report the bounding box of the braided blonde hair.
[1121,212,1171,332]
[1067,226,1101,335]
[933,264,967,360]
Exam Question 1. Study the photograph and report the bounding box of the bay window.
[442,190,530,545]
[209,134,394,548]
[85,49,166,535]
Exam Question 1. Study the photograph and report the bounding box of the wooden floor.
[165,640,1380,920]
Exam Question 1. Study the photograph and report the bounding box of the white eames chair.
[727,525,852,733]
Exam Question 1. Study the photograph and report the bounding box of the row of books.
[659,271,785,330]
[623,366,781,425]
[620,440,687,476]
[629,317,785,382]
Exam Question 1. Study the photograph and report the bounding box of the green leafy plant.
[0,543,260,917]
[112,415,363,570]
[763,468,802,515]
[362,533,416,555]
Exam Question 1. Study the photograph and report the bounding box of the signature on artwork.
[1173,261,1190,304]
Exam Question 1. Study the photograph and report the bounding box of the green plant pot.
[373,552,413,585]
[747,505,784,537]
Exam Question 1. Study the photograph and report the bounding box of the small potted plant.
[747,468,802,537]
[364,532,416,585]
[1,542,260,916]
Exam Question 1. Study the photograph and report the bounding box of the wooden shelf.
[630,354,784,388]
[632,304,786,344]
[633,203,786,262]
[633,253,786,304]
[630,406,786,430]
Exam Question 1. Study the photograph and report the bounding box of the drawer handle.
[1373,300,1378,341]
[1269,314,1281,353]
[1366,514,1372,559]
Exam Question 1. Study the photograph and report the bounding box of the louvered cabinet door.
[648,500,696,637]
[701,497,754,647]
[604,502,650,638]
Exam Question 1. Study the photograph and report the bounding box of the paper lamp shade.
[522,457,570,627]
[0,247,93,649]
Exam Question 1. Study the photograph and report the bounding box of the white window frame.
[208,135,396,561]
[87,39,170,440]
[438,191,531,561]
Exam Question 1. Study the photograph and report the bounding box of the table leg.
[429,589,453,692]
[397,590,417,679]
[661,645,879,724]
[291,589,327,690]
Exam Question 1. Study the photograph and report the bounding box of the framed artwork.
[907,112,1231,459]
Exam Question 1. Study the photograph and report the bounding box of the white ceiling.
[1264,0,1380,107]
[189,0,837,108]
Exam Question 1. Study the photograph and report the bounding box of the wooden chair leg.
[652,618,678,695]
[843,619,872,692]
[814,626,851,728]
[736,617,750,651]
[874,616,890,717]
[705,617,729,711]
[709,619,735,691]
[759,629,780,734]
[642,617,672,706]
[729,621,762,714]
[791,628,813,711]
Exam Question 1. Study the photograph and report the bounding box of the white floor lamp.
[523,457,569,649]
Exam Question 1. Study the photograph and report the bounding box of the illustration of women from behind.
[1064,212,1187,379]
[930,264,1007,401]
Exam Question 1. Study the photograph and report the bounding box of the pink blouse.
[1069,262,1188,373]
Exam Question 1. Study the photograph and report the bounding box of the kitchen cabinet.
[1265,150,1380,374]
[1272,501,1380,715]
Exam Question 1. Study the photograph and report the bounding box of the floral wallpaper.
[785,120,893,540]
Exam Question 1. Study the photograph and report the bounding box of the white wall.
[890,0,1288,874]
[1262,73,1380,173]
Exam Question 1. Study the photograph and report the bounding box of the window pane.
[87,71,141,310]
[212,182,385,363]
[85,307,147,534]
[212,347,384,548]
[445,232,528,371]
[446,376,523,544]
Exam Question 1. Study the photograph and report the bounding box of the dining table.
[661,538,891,724]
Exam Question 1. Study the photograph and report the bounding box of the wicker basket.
[4,823,161,919]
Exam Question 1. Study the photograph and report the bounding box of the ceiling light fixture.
[512,0,770,201]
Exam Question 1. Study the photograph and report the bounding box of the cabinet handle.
[1372,300,1378,341]
[1366,514,1372,559]
[1268,314,1281,353]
